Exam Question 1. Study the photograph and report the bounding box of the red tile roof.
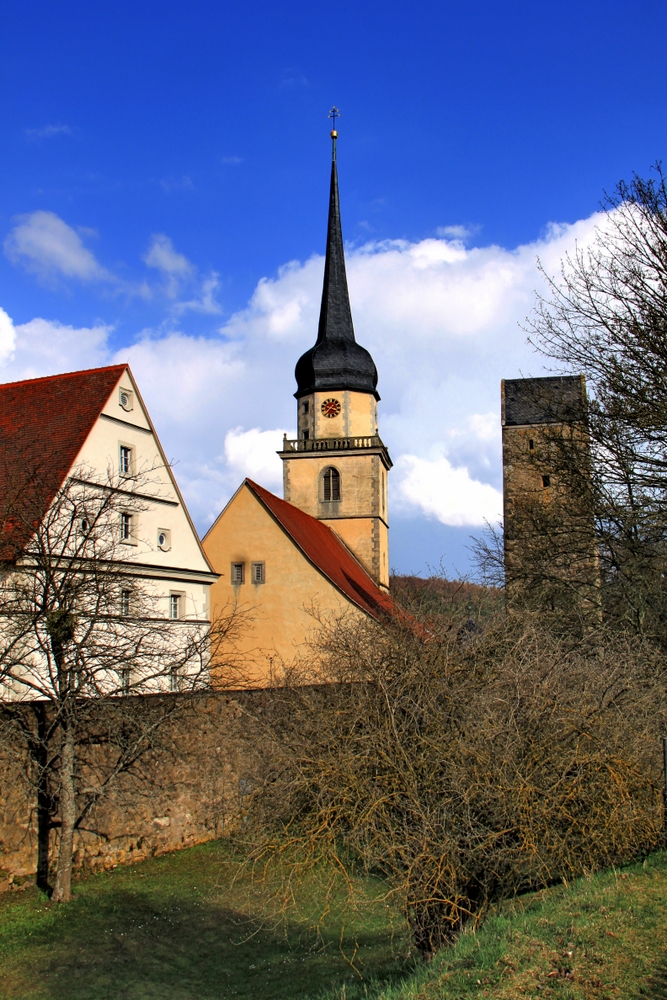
[0,365,127,559]
[245,479,397,621]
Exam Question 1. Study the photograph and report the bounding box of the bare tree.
[527,164,667,637]
[238,605,665,958]
[0,462,219,902]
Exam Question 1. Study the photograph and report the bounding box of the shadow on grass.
[641,965,667,999]
[1,884,409,1000]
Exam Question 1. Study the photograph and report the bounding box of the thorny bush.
[240,605,666,958]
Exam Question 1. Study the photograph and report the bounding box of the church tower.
[279,119,391,589]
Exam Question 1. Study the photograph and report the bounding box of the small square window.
[542,475,551,488]
[251,561,265,585]
[119,388,134,412]
[170,593,182,619]
[120,589,131,616]
[119,445,133,476]
[231,562,245,585]
[157,528,171,551]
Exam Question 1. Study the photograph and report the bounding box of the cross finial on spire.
[328,106,339,160]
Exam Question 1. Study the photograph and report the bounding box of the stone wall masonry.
[0,690,269,886]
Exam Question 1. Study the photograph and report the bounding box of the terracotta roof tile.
[245,479,396,621]
[0,365,127,558]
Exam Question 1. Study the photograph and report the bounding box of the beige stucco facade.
[280,390,391,587]
[202,483,364,684]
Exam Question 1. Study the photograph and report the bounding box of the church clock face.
[321,398,341,418]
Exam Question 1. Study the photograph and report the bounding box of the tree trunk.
[34,704,51,893]
[51,721,76,903]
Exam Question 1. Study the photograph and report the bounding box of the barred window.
[231,562,245,585]
[251,561,265,584]
[322,467,341,502]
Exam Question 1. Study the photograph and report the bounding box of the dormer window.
[119,387,134,411]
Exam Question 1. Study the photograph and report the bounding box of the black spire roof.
[294,132,379,400]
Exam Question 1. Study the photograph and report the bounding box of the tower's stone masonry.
[502,375,600,609]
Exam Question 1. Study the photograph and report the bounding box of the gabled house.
[0,363,217,697]
[202,478,395,682]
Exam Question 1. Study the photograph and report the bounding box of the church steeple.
[294,120,379,400]
[281,112,390,590]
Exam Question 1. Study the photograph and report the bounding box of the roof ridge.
[244,478,395,621]
[0,363,128,391]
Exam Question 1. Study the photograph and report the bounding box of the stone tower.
[501,375,599,609]
[279,125,391,589]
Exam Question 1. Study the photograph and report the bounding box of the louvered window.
[323,467,341,502]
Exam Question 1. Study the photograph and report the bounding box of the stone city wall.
[0,690,269,888]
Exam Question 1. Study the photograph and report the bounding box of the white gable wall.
[73,368,215,622]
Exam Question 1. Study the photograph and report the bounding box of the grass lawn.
[0,839,411,1000]
[4,845,667,1000]
[362,851,667,1000]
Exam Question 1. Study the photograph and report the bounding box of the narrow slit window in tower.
[542,475,551,488]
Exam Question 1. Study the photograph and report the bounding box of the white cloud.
[395,453,503,526]
[0,309,16,364]
[0,310,112,382]
[0,211,604,560]
[143,234,194,297]
[436,224,481,241]
[174,272,223,315]
[4,211,113,284]
[24,124,73,141]
[143,234,221,314]
[224,427,287,488]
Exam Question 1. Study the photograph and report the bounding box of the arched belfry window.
[322,467,341,502]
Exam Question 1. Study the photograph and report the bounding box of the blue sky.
[1,0,666,577]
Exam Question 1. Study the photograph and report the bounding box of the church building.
[202,125,395,679]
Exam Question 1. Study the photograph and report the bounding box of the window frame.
[231,562,245,585]
[169,592,184,620]
[251,561,265,585]
[120,588,132,617]
[119,511,136,545]
[119,387,134,412]
[157,528,171,552]
[322,466,341,502]
[119,443,134,477]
